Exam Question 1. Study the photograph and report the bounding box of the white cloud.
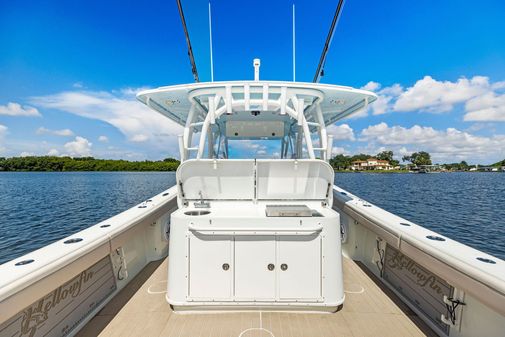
[48,149,59,156]
[98,135,109,142]
[331,146,348,156]
[36,127,74,136]
[361,81,381,92]
[360,82,404,116]
[0,124,7,137]
[326,123,355,141]
[361,76,505,120]
[72,82,84,88]
[0,124,7,153]
[0,102,40,117]
[131,134,149,142]
[64,136,92,157]
[394,76,490,113]
[360,122,505,163]
[31,88,182,151]
[19,152,35,157]
[463,92,505,122]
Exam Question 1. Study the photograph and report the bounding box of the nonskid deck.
[77,257,436,337]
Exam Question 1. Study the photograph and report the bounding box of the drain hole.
[477,257,496,264]
[100,224,111,228]
[399,222,411,226]
[64,238,83,244]
[138,205,147,209]
[426,235,445,241]
[15,259,34,266]
[162,193,169,196]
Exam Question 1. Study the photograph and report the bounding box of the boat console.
[168,159,344,311]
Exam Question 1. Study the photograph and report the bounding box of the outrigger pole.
[176,0,200,82]
[312,0,345,83]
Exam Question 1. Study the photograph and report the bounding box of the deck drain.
[100,224,111,228]
[138,205,147,209]
[64,238,83,244]
[340,192,347,196]
[15,259,34,266]
[162,193,169,196]
[476,257,496,264]
[399,222,411,226]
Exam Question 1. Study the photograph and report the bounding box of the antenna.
[313,0,345,83]
[253,59,261,81]
[292,4,296,82]
[208,2,214,82]
[176,0,199,82]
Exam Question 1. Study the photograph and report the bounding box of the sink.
[184,210,211,216]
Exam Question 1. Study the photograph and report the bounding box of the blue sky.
[1,0,504,163]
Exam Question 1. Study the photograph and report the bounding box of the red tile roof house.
[351,158,392,170]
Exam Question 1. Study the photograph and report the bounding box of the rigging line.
[292,4,296,81]
[209,2,214,81]
[176,0,200,82]
[312,0,345,83]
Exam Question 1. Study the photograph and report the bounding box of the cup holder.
[184,210,211,216]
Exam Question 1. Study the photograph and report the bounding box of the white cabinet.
[188,233,322,302]
[278,234,321,300]
[234,236,276,300]
[188,234,233,300]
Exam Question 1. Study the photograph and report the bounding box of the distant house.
[351,158,392,171]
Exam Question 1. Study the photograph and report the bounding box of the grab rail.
[188,224,323,236]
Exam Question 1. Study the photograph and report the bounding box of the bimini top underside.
[136,81,377,129]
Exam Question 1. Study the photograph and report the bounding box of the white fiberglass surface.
[256,160,334,200]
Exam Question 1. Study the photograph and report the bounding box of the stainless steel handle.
[188,224,323,236]
[267,263,275,271]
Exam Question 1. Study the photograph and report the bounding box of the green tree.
[330,154,352,170]
[402,151,432,166]
[376,150,399,166]
[376,150,393,162]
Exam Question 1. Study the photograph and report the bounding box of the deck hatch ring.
[476,257,496,264]
[15,259,34,266]
[426,235,445,241]
[100,224,111,228]
[64,238,83,244]
[399,222,411,226]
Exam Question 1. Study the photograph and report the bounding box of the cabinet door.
[188,233,232,300]
[234,236,276,300]
[278,234,321,300]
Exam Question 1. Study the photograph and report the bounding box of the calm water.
[334,172,505,260]
[0,171,503,264]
